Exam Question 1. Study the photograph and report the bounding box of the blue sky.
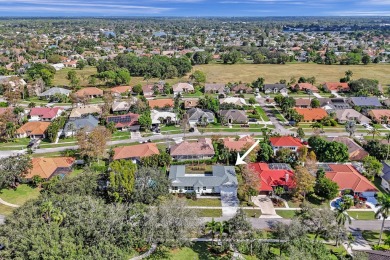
[0,0,390,17]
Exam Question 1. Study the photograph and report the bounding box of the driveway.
[252,195,281,218]
[220,185,239,217]
[343,230,372,255]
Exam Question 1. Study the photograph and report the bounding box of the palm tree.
[385,133,390,161]
[219,148,231,164]
[205,218,219,245]
[375,193,390,245]
[368,127,380,140]
[335,206,351,246]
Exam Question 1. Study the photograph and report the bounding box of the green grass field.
[347,211,376,220]
[243,209,262,218]
[186,198,222,207]
[275,210,297,219]
[194,209,222,217]
[0,184,40,205]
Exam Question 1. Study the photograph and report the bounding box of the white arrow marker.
[235,139,260,165]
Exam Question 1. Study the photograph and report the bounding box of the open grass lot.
[52,66,101,86]
[275,210,297,219]
[347,211,376,220]
[0,184,40,205]
[186,198,221,207]
[192,63,390,86]
[194,208,222,217]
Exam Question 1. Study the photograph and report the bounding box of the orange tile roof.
[295,83,319,92]
[368,109,390,122]
[16,121,51,136]
[113,143,160,160]
[294,108,328,121]
[270,136,303,147]
[323,82,350,92]
[76,87,103,97]
[148,99,174,109]
[324,164,378,193]
[223,136,256,151]
[27,157,75,179]
[170,138,215,156]
[111,85,132,94]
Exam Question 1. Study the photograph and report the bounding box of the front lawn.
[362,230,390,248]
[0,184,40,206]
[149,242,226,260]
[194,209,222,217]
[186,198,222,207]
[347,211,376,220]
[254,107,270,121]
[275,210,297,219]
[243,209,262,218]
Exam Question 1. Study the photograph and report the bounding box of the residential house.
[170,138,215,161]
[269,136,304,155]
[223,135,256,151]
[172,82,194,96]
[148,99,174,110]
[220,97,247,107]
[232,84,253,94]
[183,98,199,109]
[169,165,238,194]
[113,143,160,163]
[294,108,328,121]
[319,98,351,111]
[110,85,132,97]
[29,107,62,122]
[63,60,77,68]
[292,83,319,93]
[349,97,382,108]
[381,162,390,191]
[263,84,288,94]
[26,157,75,179]
[16,121,51,139]
[335,109,371,124]
[294,98,311,108]
[142,83,164,97]
[249,163,295,195]
[204,83,225,94]
[107,113,140,131]
[322,82,350,92]
[321,163,378,204]
[75,87,103,99]
[151,109,177,125]
[326,137,368,161]
[220,109,248,124]
[187,108,215,125]
[367,109,390,123]
[63,115,99,137]
[69,105,102,120]
[38,87,71,99]
[111,101,130,113]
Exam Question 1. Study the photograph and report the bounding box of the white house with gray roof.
[187,108,215,126]
[169,165,238,194]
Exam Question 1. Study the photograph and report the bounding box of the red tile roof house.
[106,113,140,131]
[148,99,174,110]
[249,163,295,195]
[322,82,350,93]
[76,87,103,99]
[170,138,215,161]
[269,136,304,155]
[223,135,256,152]
[321,164,379,203]
[110,86,132,97]
[294,108,328,122]
[26,157,75,180]
[29,107,62,122]
[292,83,319,93]
[367,109,390,124]
[113,143,160,163]
[16,121,51,139]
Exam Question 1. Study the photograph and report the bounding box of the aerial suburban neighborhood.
[0,15,390,259]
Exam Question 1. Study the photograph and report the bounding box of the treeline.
[96,53,192,79]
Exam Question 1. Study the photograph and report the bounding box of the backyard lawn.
[347,211,376,220]
[0,184,40,206]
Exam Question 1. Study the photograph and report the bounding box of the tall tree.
[293,166,315,201]
[77,126,111,163]
[0,155,32,189]
[108,160,137,202]
[363,156,383,181]
[375,193,390,245]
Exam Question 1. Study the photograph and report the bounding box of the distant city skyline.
[0,0,389,17]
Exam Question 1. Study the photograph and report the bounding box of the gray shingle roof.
[39,87,72,97]
[169,165,237,188]
[382,162,390,182]
[64,115,99,132]
[264,84,287,90]
[187,108,215,121]
[349,97,382,107]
